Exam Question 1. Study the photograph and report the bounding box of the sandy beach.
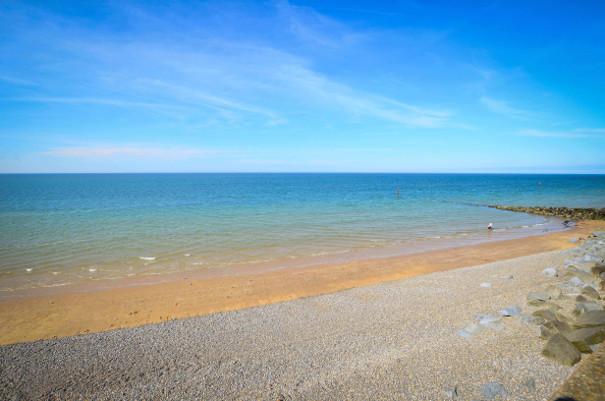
[2,231,604,400]
[0,221,600,346]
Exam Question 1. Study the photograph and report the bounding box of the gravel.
[0,250,576,400]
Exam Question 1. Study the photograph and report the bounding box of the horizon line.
[1,171,605,175]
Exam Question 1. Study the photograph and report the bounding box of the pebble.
[480,282,492,288]
[499,306,521,317]
[480,382,507,400]
[443,385,459,399]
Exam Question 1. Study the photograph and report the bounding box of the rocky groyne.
[489,206,605,221]
[527,231,605,367]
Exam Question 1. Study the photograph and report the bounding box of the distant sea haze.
[0,173,603,295]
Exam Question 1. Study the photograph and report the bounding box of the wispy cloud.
[518,128,605,138]
[0,75,36,86]
[480,96,530,119]
[0,1,459,129]
[135,80,287,126]
[276,64,452,127]
[4,96,185,111]
[276,1,365,48]
[45,146,212,158]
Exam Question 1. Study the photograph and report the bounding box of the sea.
[1,173,604,295]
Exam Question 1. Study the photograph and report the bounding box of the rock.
[573,310,605,327]
[568,276,586,288]
[499,306,521,317]
[527,292,551,306]
[592,263,605,277]
[545,285,563,299]
[542,334,582,366]
[563,327,605,353]
[539,324,557,339]
[533,308,558,322]
[443,385,459,399]
[487,206,605,221]
[480,382,507,400]
[519,314,542,325]
[477,314,504,331]
[542,267,558,277]
[458,323,482,339]
[573,302,603,316]
[575,295,588,302]
[581,285,601,299]
[480,282,492,288]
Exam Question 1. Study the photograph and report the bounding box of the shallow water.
[0,173,603,293]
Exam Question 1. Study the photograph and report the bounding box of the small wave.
[88,268,97,273]
[40,282,71,288]
[25,268,32,272]
[139,256,156,261]
[311,249,351,257]
[184,253,191,257]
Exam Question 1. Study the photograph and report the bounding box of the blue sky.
[1,0,604,173]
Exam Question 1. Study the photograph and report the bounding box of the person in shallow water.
[488,223,493,230]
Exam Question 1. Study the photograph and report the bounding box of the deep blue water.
[0,173,604,293]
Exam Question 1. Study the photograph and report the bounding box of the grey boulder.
[542,334,582,366]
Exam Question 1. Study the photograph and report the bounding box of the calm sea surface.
[1,173,604,294]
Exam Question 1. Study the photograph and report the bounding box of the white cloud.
[518,128,605,138]
[45,146,212,158]
[0,75,36,86]
[480,96,530,118]
[276,64,452,127]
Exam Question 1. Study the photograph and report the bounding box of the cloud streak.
[45,146,212,158]
[0,1,457,129]
[518,128,605,139]
[480,96,530,119]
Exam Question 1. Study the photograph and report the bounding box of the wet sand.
[0,221,602,345]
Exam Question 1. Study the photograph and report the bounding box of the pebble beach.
[2,229,605,400]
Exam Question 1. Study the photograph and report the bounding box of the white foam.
[139,256,156,261]
[184,253,191,257]
[88,268,97,273]
[25,268,32,272]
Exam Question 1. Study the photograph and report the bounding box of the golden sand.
[0,221,602,345]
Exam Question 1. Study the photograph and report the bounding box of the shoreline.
[2,241,599,400]
[0,216,566,299]
[0,220,602,345]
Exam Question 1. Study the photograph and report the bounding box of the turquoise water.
[1,173,604,294]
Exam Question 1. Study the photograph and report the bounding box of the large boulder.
[562,327,605,353]
[573,310,605,327]
[573,302,603,316]
[591,263,605,277]
[542,334,582,366]
[581,285,601,300]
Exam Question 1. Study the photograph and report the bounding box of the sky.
[0,0,604,173]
